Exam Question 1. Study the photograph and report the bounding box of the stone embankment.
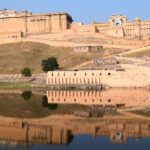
[0,74,47,84]
[0,89,22,94]
[0,74,35,83]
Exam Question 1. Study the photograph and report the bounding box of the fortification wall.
[0,10,72,38]
[0,10,150,47]
[47,65,150,88]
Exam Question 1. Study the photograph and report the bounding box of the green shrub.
[41,57,59,72]
[21,67,32,77]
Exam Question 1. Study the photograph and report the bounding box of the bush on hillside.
[41,57,59,72]
[21,67,32,77]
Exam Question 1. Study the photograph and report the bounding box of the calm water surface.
[0,136,150,150]
[0,89,149,150]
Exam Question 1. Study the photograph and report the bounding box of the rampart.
[47,65,150,88]
[0,9,150,43]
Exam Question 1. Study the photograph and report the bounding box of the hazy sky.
[0,0,149,23]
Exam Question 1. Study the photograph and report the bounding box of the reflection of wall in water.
[47,89,150,107]
[0,121,70,147]
[95,120,150,144]
[0,119,150,147]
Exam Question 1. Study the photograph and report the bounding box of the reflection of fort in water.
[0,89,149,148]
[47,89,150,107]
[0,118,150,147]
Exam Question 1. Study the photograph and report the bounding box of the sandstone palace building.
[0,9,150,40]
[0,9,73,38]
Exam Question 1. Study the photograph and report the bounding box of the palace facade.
[0,9,150,40]
[0,9,73,38]
[92,15,150,40]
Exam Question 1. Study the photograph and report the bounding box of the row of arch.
[47,77,101,84]
[50,98,113,103]
[47,91,102,97]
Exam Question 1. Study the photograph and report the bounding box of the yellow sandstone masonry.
[0,9,150,40]
[47,64,150,88]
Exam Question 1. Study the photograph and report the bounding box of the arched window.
[108,99,111,103]
[76,78,78,84]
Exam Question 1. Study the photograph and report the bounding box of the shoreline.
[0,82,149,91]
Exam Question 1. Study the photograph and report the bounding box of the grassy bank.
[0,82,32,90]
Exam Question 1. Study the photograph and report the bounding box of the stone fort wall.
[47,65,150,88]
[0,9,72,38]
[0,9,150,41]
[92,15,150,40]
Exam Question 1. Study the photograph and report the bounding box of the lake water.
[0,89,149,150]
[0,136,150,150]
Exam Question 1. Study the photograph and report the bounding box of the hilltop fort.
[0,9,150,47]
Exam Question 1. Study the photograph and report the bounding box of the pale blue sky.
[0,0,149,23]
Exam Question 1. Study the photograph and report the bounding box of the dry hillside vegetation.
[124,47,150,58]
[0,42,123,73]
